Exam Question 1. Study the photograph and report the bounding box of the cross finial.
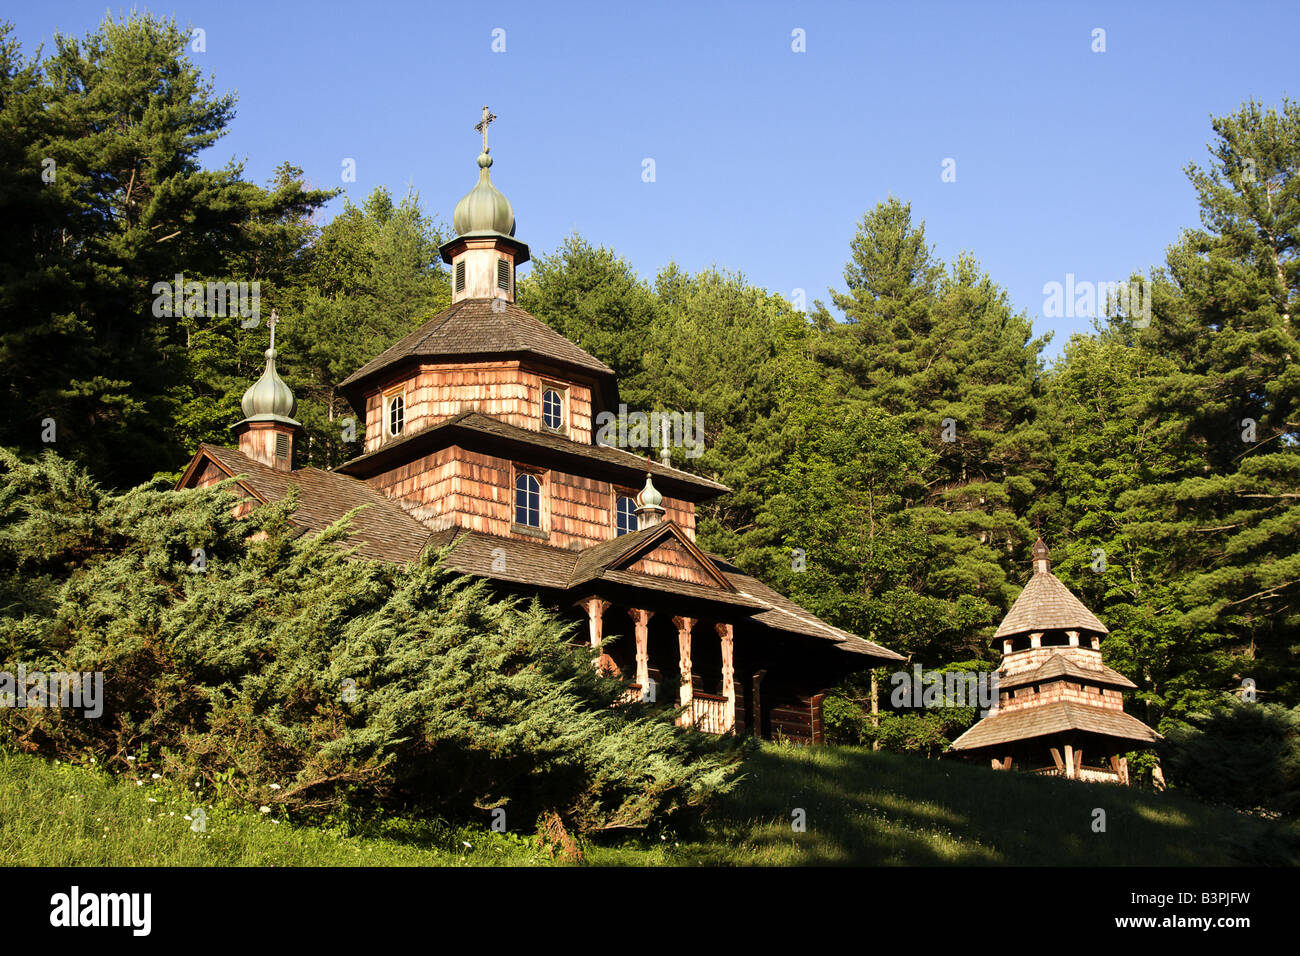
[267,309,279,351]
[475,105,497,153]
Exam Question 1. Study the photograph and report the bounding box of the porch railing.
[688,692,731,734]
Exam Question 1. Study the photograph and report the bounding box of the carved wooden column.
[628,608,653,700]
[579,597,611,648]
[672,616,696,724]
[579,597,614,674]
[716,622,735,733]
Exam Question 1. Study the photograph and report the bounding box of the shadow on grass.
[668,743,1298,866]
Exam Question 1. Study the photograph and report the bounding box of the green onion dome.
[240,347,297,422]
[452,152,516,237]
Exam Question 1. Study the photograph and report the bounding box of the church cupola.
[439,106,530,304]
[232,313,301,472]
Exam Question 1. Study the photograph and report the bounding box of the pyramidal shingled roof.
[338,298,613,394]
[993,541,1109,639]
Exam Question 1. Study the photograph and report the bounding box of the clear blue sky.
[8,1,1297,357]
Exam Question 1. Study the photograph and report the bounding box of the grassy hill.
[2,743,1294,866]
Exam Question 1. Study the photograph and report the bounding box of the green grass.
[2,744,1294,866]
[671,743,1299,865]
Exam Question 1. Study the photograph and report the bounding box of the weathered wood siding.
[364,447,460,530]
[999,679,1125,714]
[626,537,712,585]
[364,446,695,546]
[363,361,594,452]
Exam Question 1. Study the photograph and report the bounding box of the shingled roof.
[180,443,894,662]
[948,699,1161,751]
[425,527,898,659]
[997,654,1137,691]
[338,299,614,397]
[335,411,729,500]
[180,444,433,564]
[994,568,1109,639]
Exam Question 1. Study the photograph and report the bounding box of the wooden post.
[628,608,653,700]
[809,692,825,744]
[752,669,766,739]
[716,622,735,733]
[580,597,612,648]
[1118,756,1130,786]
[673,616,696,724]
[579,597,614,674]
[1063,743,1076,779]
[870,669,881,751]
[1050,747,1065,771]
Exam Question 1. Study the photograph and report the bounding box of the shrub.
[0,449,744,835]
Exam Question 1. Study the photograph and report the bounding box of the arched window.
[515,473,541,527]
[616,495,638,536]
[386,393,404,437]
[542,388,563,430]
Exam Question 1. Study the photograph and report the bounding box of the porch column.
[672,616,696,723]
[716,622,735,733]
[579,597,614,674]
[1063,743,1076,779]
[628,608,653,701]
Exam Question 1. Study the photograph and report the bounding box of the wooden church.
[177,109,904,743]
[947,539,1160,783]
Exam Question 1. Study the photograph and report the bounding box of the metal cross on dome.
[475,105,496,153]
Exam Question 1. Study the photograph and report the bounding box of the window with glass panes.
[515,473,541,527]
[616,495,638,535]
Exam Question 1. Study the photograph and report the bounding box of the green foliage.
[1159,700,1300,818]
[0,13,333,486]
[0,449,742,834]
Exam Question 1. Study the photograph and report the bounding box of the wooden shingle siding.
[549,471,610,549]
[362,361,594,453]
[626,538,712,585]
[365,445,693,547]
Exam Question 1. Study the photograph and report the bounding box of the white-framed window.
[385,391,405,437]
[541,387,564,430]
[616,495,638,536]
[515,472,541,528]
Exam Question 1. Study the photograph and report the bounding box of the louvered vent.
[454,260,466,293]
[496,258,511,291]
[275,432,290,459]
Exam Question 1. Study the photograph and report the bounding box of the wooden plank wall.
[549,471,611,549]
[362,361,594,452]
[365,446,698,549]
[365,447,460,529]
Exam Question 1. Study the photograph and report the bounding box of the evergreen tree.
[0,13,332,486]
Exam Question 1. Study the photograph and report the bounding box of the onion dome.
[239,346,299,424]
[452,151,516,238]
[635,472,666,526]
